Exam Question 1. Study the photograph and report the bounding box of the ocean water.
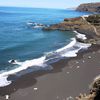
[0,7,91,87]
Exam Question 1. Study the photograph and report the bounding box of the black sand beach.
[0,1,100,100]
[0,45,100,100]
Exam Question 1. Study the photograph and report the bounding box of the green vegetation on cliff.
[86,14,100,26]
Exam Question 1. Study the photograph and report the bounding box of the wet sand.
[0,45,100,100]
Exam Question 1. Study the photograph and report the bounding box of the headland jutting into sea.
[0,2,100,100]
[44,2,100,100]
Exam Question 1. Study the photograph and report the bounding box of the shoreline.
[0,44,100,100]
[43,14,100,43]
[0,36,91,88]
[0,3,100,99]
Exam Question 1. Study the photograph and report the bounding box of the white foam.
[8,60,22,65]
[0,76,11,87]
[27,22,33,25]
[8,56,46,75]
[56,38,91,58]
[56,38,76,52]
[74,31,87,40]
[75,42,91,49]
[0,38,91,87]
[0,56,46,87]
[61,48,80,57]
[27,22,45,28]
[33,25,44,28]
[46,38,91,59]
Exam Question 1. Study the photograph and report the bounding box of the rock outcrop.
[76,75,100,100]
[43,14,100,44]
[76,2,100,13]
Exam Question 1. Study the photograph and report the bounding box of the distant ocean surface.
[0,7,91,87]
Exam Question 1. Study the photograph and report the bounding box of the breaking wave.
[27,22,48,28]
[0,38,91,87]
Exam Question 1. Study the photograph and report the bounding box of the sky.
[0,0,99,9]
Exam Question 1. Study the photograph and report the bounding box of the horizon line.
[0,5,77,10]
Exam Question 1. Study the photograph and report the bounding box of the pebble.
[76,61,79,64]
[66,96,74,100]
[76,66,80,69]
[82,60,85,63]
[5,95,9,100]
[34,88,38,91]
[88,56,92,59]
[56,96,59,99]
[66,72,70,74]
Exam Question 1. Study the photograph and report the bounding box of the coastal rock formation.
[44,3,100,100]
[90,75,100,100]
[76,75,100,100]
[76,2,100,13]
[86,14,100,36]
[43,14,100,43]
[76,93,96,100]
[44,17,94,35]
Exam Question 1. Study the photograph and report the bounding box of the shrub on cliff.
[86,14,100,25]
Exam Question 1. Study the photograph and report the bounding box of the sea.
[0,7,91,87]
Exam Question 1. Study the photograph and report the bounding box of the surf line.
[0,37,91,87]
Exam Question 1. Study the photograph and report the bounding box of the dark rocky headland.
[76,2,100,13]
[43,5,100,45]
[43,2,100,100]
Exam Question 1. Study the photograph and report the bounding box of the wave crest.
[0,38,91,87]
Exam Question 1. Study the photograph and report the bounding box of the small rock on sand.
[76,66,80,69]
[56,96,59,99]
[88,56,92,59]
[66,72,70,74]
[34,88,38,91]
[5,95,9,100]
[82,60,85,63]
[66,96,74,100]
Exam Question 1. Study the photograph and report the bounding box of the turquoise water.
[0,7,91,71]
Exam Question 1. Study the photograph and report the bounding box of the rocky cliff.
[43,14,100,44]
[76,2,100,13]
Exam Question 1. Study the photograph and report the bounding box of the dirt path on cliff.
[81,15,98,36]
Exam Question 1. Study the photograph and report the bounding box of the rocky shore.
[76,75,100,100]
[0,2,100,100]
[43,15,100,99]
[43,3,100,100]
[43,14,100,45]
[43,2,100,45]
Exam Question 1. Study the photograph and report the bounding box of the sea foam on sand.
[0,36,91,87]
[74,31,87,40]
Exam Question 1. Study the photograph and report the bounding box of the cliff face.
[76,2,100,13]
